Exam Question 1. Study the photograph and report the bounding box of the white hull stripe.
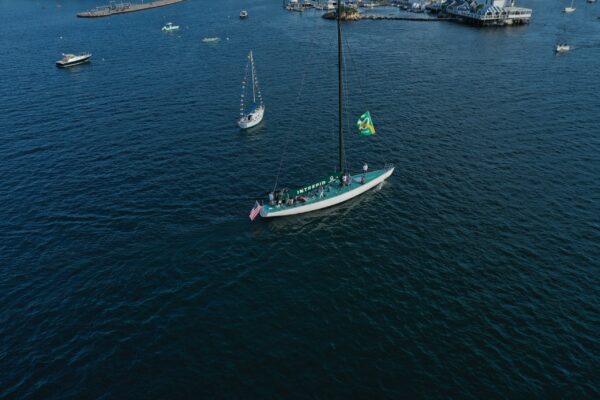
[260,167,394,217]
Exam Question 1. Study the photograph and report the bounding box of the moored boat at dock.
[56,53,92,68]
[77,0,184,18]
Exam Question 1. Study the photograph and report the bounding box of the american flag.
[249,201,262,221]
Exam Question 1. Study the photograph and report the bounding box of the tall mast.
[337,1,345,174]
[250,51,256,104]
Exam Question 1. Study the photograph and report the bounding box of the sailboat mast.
[250,51,256,104]
[337,1,345,174]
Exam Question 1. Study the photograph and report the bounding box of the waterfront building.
[444,0,532,26]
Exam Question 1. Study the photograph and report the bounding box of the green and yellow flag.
[357,111,375,136]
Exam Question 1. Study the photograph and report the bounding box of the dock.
[322,11,455,22]
[77,0,184,18]
[359,15,456,21]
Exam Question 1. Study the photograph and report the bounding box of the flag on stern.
[357,111,375,136]
[249,201,262,221]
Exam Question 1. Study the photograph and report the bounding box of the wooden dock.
[77,0,184,18]
[359,14,456,22]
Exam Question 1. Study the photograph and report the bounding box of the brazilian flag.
[357,111,375,136]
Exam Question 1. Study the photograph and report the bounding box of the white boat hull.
[261,167,394,217]
[563,7,576,13]
[238,106,265,129]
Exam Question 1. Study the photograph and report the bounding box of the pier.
[322,11,456,21]
[77,0,184,18]
[359,15,456,21]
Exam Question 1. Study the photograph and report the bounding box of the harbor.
[2,0,600,398]
[438,0,532,26]
[290,0,532,27]
[77,0,184,18]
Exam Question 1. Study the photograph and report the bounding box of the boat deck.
[261,168,389,215]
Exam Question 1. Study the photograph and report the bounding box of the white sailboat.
[238,51,265,129]
[249,3,394,220]
[563,0,576,13]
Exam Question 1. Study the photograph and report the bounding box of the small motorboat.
[56,53,92,68]
[587,0,596,3]
[161,22,179,32]
[240,10,248,19]
[555,43,571,53]
[202,37,221,43]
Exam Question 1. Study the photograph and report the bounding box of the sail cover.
[357,111,375,136]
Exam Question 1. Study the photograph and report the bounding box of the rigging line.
[342,39,352,171]
[343,34,390,166]
[272,19,324,193]
[342,31,378,167]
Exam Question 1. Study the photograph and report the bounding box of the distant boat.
[161,22,179,32]
[287,0,304,11]
[202,37,221,43]
[563,0,576,12]
[56,53,92,68]
[238,50,265,129]
[587,0,596,3]
[240,10,248,19]
[555,43,571,52]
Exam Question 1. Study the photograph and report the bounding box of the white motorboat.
[55,53,92,68]
[240,10,248,19]
[161,22,179,32]
[555,43,571,52]
[202,37,221,43]
[238,51,265,129]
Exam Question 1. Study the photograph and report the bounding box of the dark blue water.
[1,0,599,398]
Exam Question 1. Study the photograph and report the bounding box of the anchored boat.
[555,43,571,53]
[563,0,576,13]
[161,22,179,32]
[240,10,248,19]
[56,53,92,68]
[249,3,394,220]
[238,51,265,129]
